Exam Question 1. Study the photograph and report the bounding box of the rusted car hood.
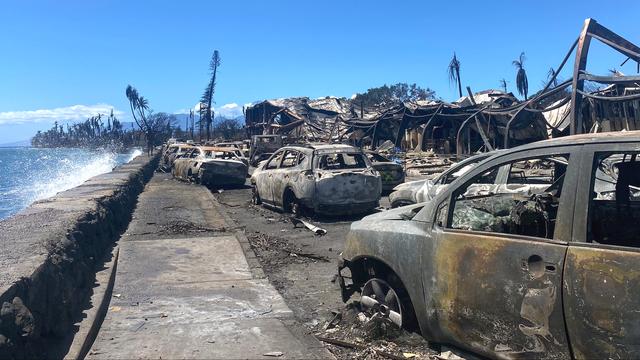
[357,203,425,223]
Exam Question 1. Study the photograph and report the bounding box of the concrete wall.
[0,153,159,359]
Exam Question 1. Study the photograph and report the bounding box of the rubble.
[290,217,327,236]
[314,305,435,360]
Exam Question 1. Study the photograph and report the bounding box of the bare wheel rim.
[361,278,403,327]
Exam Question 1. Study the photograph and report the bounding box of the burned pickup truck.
[338,131,640,359]
[251,144,382,216]
[172,146,248,187]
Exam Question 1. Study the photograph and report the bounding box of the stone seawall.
[0,152,159,359]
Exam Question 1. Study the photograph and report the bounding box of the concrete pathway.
[87,173,331,359]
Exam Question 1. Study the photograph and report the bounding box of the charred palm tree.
[203,50,221,140]
[448,53,463,98]
[513,52,529,100]
[499,78,508,93]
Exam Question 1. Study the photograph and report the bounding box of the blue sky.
[1,0,639,144]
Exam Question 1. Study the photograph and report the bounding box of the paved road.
[87,173,332,359]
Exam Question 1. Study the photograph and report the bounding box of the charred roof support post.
[420,104,443,151]
[570,19,594,135]
[570,18,640,135]
[456,105,493,157]
[466,87,494,152]
[393,109,408,149]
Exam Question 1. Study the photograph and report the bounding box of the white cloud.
[0,104,124,125]
[215,103,244,118]
[175,102,245,118]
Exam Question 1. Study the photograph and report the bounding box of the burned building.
[245,19,640,158]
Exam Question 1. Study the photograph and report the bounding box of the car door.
[258,150,284,204]
[563,144,640,359]
[426,146,580,359]
[188,148,201,177]
[174,149,193,179]
[271,150,299,207]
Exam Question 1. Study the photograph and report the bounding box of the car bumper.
[200,173,246,186]
[314,200,379,215]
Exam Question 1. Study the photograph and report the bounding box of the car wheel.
[361,278,404,327]
[283,190,304,217]
[360,276,418,331]
[252,186,262,205]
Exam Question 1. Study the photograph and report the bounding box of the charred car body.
[251,144,382,215]
[162,143,194,170]
[173,146,248,187]
[338,131,640,359]
[365,151,405,191]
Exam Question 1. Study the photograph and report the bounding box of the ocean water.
[0,147,143,221]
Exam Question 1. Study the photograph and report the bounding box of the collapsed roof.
[245,19,640,157]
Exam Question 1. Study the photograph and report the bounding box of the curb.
[65,246,119,360]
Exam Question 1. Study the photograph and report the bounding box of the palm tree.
[513,52,529,100]
[499,78,508,93]
[448,52,462,98]
[126,85,155,153]
[203,50,221,140]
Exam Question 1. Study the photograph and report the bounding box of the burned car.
[172,146,248,187]
[251,144,382,215]
[388,151,501,208]
[365,150,405,191]
[338,131,640,359]
[162,143,194,170]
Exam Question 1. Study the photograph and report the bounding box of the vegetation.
[213,117,244,140]
[201,50,221,141]
[126,85,176,154]
[448,53,463,98]
[31,110,137,149]
[513,52,529,100]
[499,78,508,93]
[353,83,435,107]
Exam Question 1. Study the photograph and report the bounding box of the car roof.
[197,146,237,152]
[284,143,360,151]
[509,130,640,152]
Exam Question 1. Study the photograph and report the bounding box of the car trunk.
[314,169,380,205]
[201,160,247,183]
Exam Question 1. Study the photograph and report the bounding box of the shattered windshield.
[317,153,368,170]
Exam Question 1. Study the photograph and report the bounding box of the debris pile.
[402,153,455,178]
[314,303,434,360]
[248,232,330,269]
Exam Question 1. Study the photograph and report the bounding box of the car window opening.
[449,154,570,240]
[318,153,367,170]
[590,152,640,248]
